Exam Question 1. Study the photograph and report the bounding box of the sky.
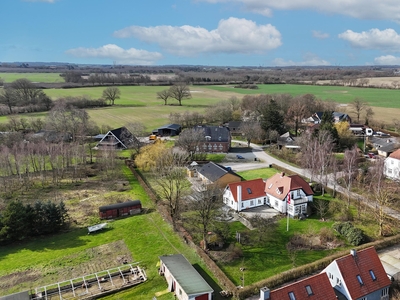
[2,0,400,67]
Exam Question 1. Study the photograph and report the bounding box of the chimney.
[280,172,285,178]
[260,287,270,300]
[350,249,357,257]
[237,185,242,205]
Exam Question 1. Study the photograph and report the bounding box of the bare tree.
[240,121,264,147]
[365,107,374,125]
[368,159,393,236]
[175,128,205,160]
[0,88,17,114]
[342,145,359,208]
[154,150,189,229]
[157,89,171,105]
[350,98,367,123]
[169,83,192,106]
[313,199,329,219]
[102,86,121,105]
[189,184,224,249]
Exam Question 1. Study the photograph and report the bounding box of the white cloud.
[339,28,400,51]
[113,17,282,56]
[65,44,163,65]
[312,30,329,39]
[272,53,330,66]
[374,55,400,65]
[198,0,400,21]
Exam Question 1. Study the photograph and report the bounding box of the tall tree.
[0,88,17,114]
[157,89,171,105]
[9,79,41,105]
[102,86,121,105]
[189,184,224,250]
[169,83,191,106]
[350,98,368,124]
[240,121,264,147]
[175,127,205,160]
[343,145,359,208]
[260,99,285,134]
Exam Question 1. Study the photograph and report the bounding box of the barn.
[99,200,142,219]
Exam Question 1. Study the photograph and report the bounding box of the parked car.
[368,152,376,159]
[373,131,390,137]
[236,155,244,159]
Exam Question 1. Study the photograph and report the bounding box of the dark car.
[236,155,244,159]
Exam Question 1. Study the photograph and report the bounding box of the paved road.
[228,140,400,221]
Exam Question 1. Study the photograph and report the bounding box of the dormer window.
[305,285,313,296]
[357,275,364,285]
[205,136,211,141]
[247,188,252,194]
[369,270,376,281]
[276,188,281,195]
[288,292,296,300]
[268,183,273,189]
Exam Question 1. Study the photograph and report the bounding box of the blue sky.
[2,0,400,67]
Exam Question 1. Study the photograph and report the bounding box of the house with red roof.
[264,173,313,217]
[385,148,400,180]
[259,273,337,300]
[223,178,267,212]
[321,247,391,300]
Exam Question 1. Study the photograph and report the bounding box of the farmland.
[1,83,399,131]
[0,72,64,83]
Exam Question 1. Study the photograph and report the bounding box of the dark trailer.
[99,200,142,219]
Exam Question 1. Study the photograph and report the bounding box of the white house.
[321,247,391,300]
[385,148,400,180]
[264,173,313,217]
[159,254,213,300]
[223,178,267,212]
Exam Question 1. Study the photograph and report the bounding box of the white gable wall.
[322,262,350,300]
[223,187,267,212]
[385,157,400,180]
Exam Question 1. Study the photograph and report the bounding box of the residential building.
[277,132,300,150]
[264,173,313,217]
[385,148,400,180]
[322,247,391,300]
[303,112,351,124]
[196,162,242,187]
[95,127,138,149]
[223,178,267,211]
[159,254,213,300]
[260,273,337,300]
[194,125,231,153]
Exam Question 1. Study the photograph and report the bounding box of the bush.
[332,221,365,246]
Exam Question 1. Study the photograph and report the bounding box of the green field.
[0,72,64,83]
[1,83,400,132]
[208,84,400,109]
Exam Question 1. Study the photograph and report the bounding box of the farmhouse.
[264,173,313,217]
[159,254,213,300]
[303,111,351,124]
[99,200,142,219]
[223,178,267,211]
[152,124,181,137]
[95,127,139,149]
[196,162,242,187]
[194,125,231,153]
[322,247,391,300]
[260,273,337,300]
[277,132,300,150]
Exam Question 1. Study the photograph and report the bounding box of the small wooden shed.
[99,200,142,219]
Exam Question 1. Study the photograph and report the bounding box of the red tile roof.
[227,178,265,202]
[335,247,391,299]
[264,173,313,200]
[389,148,400,160]
[270,273,337,300]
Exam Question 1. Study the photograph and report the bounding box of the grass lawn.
[0,73,64,83]
[237,167,279,180]
[0,166,222,299]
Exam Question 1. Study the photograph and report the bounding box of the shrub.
[332,221,365,246]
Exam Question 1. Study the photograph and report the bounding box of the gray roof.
[195,125,230,142]
[158,124,181,130]
[197,161,240,182]
[160,254,213,296]
[378,143,400,153]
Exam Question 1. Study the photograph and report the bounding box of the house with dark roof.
[259,273,337,300]
[194,125,231,153]
[277,132,300,150]
[152,124,181,136]
[223,178,267,211]
[196,162,241,187]
[322,247,391,300]
[264,173,314,217]
[303,112,351,124]
[159,254,213,300]
[385,148,400,180]
[227,121,242,135]
[95,127,139,149]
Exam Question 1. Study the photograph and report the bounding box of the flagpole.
[286,193,289,232]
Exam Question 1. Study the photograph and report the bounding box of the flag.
[287,192,291,204]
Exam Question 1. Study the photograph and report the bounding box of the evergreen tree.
[260,99,285,134]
